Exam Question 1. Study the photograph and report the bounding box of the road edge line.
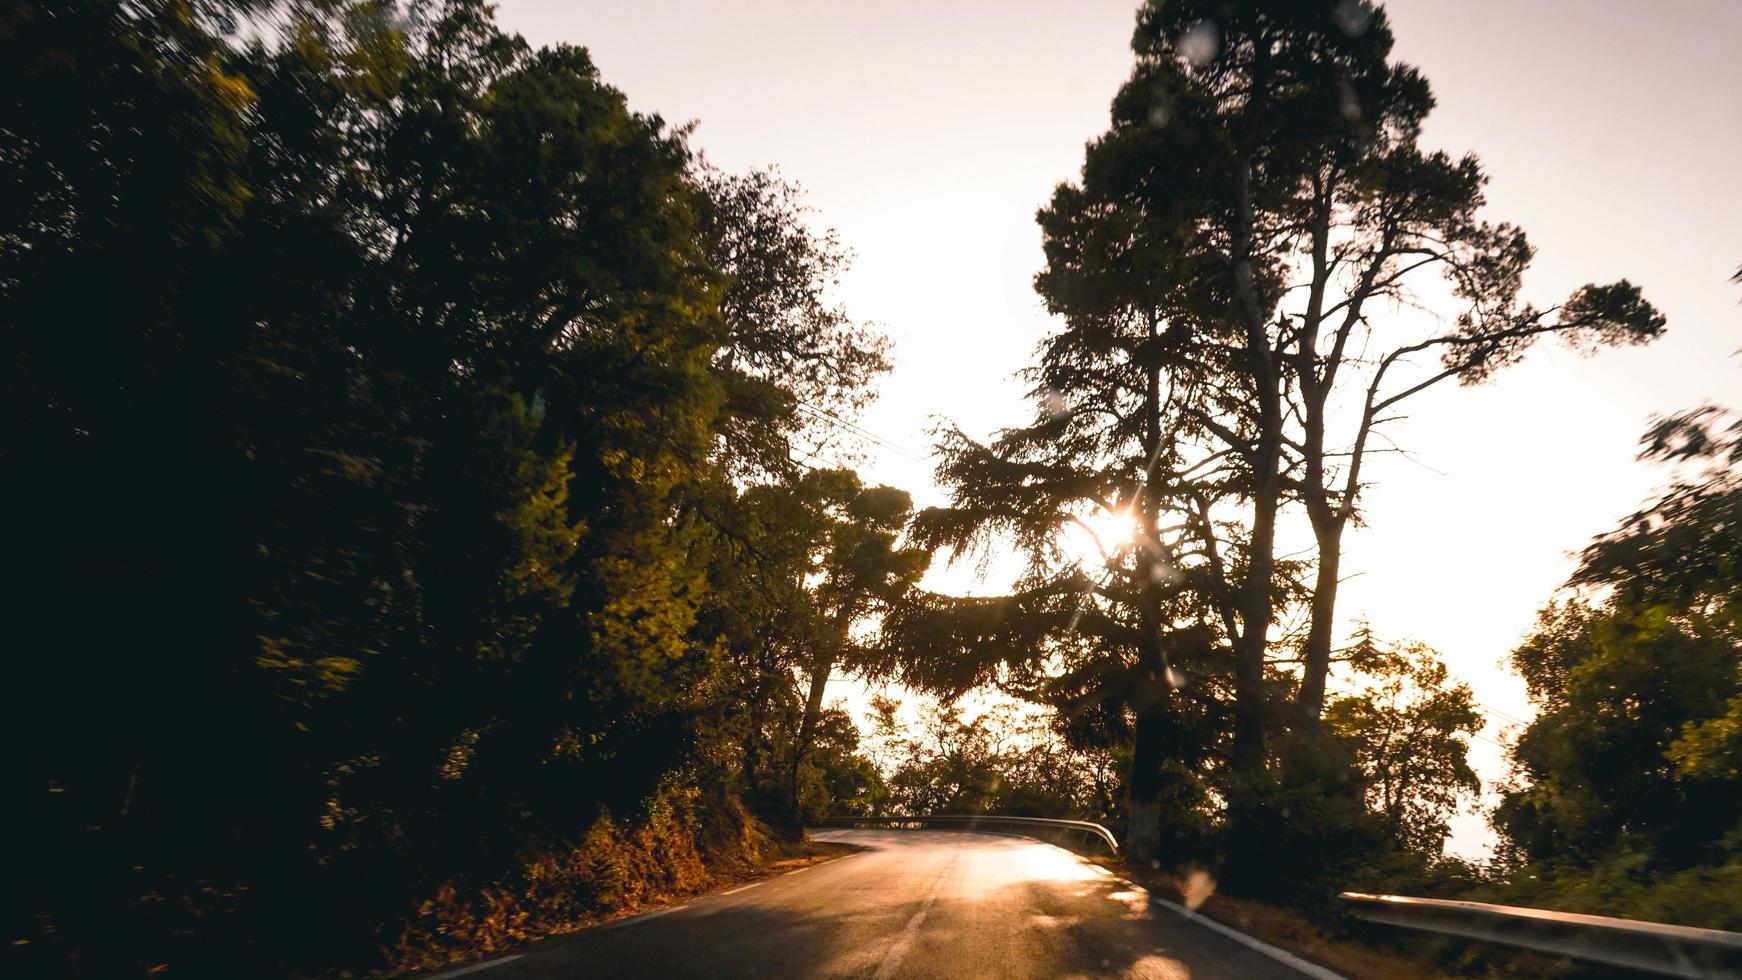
[1082,862,1345,980]
[1149,893,1347,980]
[596,903,689,932]
[421,954,525,979]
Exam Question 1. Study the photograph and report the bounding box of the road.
[454,829,1333,979]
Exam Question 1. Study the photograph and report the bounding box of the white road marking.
[718,881,764,895]
[597,903,690,932]
[872,857,956,980]
[1150,895,1347,980]
[873,904,933,980]
[1084,855,1343,979]
[421,954,524,979]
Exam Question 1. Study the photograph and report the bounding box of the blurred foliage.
[1490,399,1742,933]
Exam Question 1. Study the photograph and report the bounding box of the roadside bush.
[388,788,770,973]
[1221,736,1390,912]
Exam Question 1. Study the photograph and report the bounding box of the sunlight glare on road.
[973,835,1099,893]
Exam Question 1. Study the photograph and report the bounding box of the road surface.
[453,828,1332,979]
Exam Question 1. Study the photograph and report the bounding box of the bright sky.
[494,0,1742,858]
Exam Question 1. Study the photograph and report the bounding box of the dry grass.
[386,795,861,978]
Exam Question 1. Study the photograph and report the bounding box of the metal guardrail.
[1342,891,1742,979]
[816,814,1120,854]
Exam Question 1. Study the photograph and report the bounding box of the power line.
[797,405,927,464]
[1472,701,1531,729]
[789,443,831,470]
[1476,702,1531,726]
[1469,728,1510,751]
[795,401,931,464]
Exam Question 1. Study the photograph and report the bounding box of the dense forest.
[5,0,909,972]
[4,1,1735,977]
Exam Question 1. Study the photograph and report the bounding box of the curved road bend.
[461,828,1331,979]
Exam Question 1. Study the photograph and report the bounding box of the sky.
[491,0,1742,857]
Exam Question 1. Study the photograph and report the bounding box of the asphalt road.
[456,829,1332,979]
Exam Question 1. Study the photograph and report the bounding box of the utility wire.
[795,400,931,464]
[1475,701,1531,726]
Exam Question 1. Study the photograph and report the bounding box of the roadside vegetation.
[7,1,900,973]
[5,1,1735,977]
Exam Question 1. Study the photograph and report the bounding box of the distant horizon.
[494,0,1742,858]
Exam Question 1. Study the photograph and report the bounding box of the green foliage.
[792,708,886,822]
[1499,600,1740,865]
[871,700,1119,823]
[5,1,898,973]
[786,472,929,819]
[687,465,926,830]
[1326,633,1482,855]
[1495,399,1742,930]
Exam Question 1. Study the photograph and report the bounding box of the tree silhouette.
[902,0,1663,868]
[1054,0,1666,739]
[789,474,929,816]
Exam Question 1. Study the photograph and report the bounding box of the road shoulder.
[409,837,865,979]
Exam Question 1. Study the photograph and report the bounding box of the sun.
[1059,508,1138,567]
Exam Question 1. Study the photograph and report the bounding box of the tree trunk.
[743,676,768,790]
[1227,161,1280,778]
[1295,518,1344,728]
[790,646,834,807]
[792,597,858,815]
[1125,799,1163,866]
[1125,682,1170,864]
[1129,335,1178,863]
[1231,478,1276,774]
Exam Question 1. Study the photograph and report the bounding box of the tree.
[1498,400,1742,871]
[1325,631,1481,854]
[874,699,1113,822]
[4,1,902,970]
[790,705,886,821]
[898,0,1663,878]
[683,164,894,822]
[1478,278,1739,933]
[1043,0,1667,743]
[697,167,890,480]
[895,479,1249,863]
[688,467,919,825]
[789,474,930,813]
